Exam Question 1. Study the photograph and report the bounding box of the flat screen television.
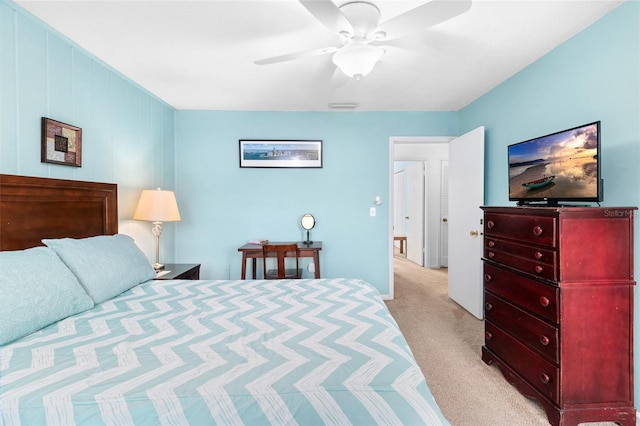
[508,121,602,206]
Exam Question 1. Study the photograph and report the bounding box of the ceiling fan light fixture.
[332,44,384,79]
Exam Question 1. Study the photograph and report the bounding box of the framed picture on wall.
[41,117,82,167]
[239,140,322,168]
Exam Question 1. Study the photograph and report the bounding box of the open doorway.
[388,137,452,299]
[389,129,486,318]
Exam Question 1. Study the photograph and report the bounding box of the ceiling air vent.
[329,102,359,109]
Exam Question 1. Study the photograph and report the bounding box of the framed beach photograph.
[239,140,322,168]
[41,117,82,167]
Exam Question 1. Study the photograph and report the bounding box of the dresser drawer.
[485,292,559,363]
[485,213,557,247]
[485,237,557,281]
[484,262,559,324]
[485,322,559,404]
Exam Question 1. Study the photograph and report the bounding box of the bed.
[0,174,449,425]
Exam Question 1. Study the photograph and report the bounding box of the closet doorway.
[393,161,425,266]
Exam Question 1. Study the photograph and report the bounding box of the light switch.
[370,207,376,217]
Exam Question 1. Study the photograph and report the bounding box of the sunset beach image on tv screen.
[508,122,599,201]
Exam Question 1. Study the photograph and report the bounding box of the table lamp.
[133,188,181,270]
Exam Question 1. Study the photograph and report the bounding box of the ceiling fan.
[255,0,472,80]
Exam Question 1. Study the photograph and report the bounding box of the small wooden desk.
[394,235,407,254]
[238,241,322,279]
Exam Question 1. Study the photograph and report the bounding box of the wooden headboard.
[0,174,118,251]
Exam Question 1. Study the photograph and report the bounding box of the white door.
[405,162,424,266]
[440,160,449,267]
[393,170,405,249]
[448,127,485,319]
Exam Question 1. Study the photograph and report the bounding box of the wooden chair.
[262,243,302,279]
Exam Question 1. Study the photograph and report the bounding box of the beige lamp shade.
[133,188,181,222]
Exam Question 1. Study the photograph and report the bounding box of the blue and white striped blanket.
[1,278,449,425]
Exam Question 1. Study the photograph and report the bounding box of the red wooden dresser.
[481,206,636,426]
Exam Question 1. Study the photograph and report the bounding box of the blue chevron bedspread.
[1,278,449,425]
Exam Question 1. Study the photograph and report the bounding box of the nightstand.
[154,263,201,280]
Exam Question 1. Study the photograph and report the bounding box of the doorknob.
[470,230,479,236]
[405,216,409,219]
[442,218,448,222]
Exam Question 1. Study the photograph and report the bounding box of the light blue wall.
[460,0,640,403]
[461,2,639,208]
[174,111,458,293]
[1,0,460,294]
[0,2,178,262]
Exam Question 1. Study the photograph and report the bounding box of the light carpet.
[385,254,620,426]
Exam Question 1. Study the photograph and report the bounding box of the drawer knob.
[534,251,543,260]
[540,335,550,346]
[488,251,495,259]
[485,303,493,311]
[485,331,493,340]
[533,226,543,236]
[539,296,550,307]
[535,265,543,274]
[540,373,551,384]
[487,220,495,229]
[488,240,495,248]
[484,274,492,282]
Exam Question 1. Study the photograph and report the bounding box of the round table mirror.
[301,213,315,230]
[301,213,315,244]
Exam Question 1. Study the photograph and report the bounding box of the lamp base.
[151,221,165,271]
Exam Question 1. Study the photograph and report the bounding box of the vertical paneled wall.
[0,2,177,263]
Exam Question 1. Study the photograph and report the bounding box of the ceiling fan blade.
[377,45,432,73]
[255,46,338,65]
[377,0,472,40]
[371,32,433,54]
[298,0,353,34]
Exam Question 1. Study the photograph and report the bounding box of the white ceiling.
[16,0,623,111]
